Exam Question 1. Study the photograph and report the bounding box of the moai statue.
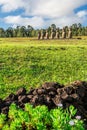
[38,31,41,40]
[45,30,49,39]
[62,27,66,39]
[68,27,72,39]
[51,28,55,39]
[56,28,60,39]
[41,30,44,40]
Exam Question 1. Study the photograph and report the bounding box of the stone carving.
[68,27,72,39]
[51,28,55,39]
[56,28,60,39]
[45,30,49,39]
[62,27,66,39]
[38,31,41,40]
[37,26,73,40]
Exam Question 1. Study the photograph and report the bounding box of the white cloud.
[0,0,87,28]
[0,0,25,12]
[4,15,44,28]
[3,14,83,29]
[24,0,87,18]
[77,10,87,17]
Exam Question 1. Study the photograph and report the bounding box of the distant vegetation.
[0,23,87,37]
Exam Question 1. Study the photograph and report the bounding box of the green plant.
[2,124,9,130]
[25,104,51,130]
[0,103,85,130]
[10,119,22,130]
[30,105,51,130]
[50,105,85,130]
[8,103,18,120]
[0,114,6,129]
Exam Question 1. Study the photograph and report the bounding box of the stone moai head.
[68,27,72,39]
[51,27,54,32]
[62,27,66,39]
[68,27,72,31]
[56,28,60,39]
[41,29,44,40]
[62,27,65,32]
[51,27,55,39]
[38,31,41,40]
[45,30,49,39]
[56,28,59,32]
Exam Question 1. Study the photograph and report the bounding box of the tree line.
[0,23,87,38]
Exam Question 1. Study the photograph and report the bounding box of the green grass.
[0,37,87,99]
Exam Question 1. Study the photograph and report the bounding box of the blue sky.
[0,0,87,29]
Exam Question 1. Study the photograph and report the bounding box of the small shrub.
[0,103,85,130]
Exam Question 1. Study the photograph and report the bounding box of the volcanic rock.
[16,87,26,96]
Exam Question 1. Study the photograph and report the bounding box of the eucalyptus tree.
[5,27,13,37]
[26,25,34,37]
[0,28,5,37]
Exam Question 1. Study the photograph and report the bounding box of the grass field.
[0,37,87,99]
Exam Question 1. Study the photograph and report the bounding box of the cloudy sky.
[0,0,87,29]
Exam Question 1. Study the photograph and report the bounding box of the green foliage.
[0,104,85,130]
[50,105,84,130]
[25,104,51,130]
[0,114,6,129]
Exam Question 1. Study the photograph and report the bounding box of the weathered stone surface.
[32,89,37,95]
[61,91,68,99]
[42,82,62,89]
[37,89,46,95]
[16,87,26,95]
[68,27,72,39]
[30,95,38,104]
[1,107,9,115]
[27,95,33,100]
[18,95,29,103]
[71,93,79,100]
[38,31,41,40]
[51,28,55,39]
[56,28,60,39]
[41,30,45,40]
[52,95,62,106]
[5,93,18,102]
[49,91,56,98]
[45,30,49,39]
[62,27,66,39]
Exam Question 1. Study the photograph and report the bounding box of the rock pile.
[0,81,87,119]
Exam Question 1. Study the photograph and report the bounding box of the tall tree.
[0,28,5,37]
[5,27,13,37]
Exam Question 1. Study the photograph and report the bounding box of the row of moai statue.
[38,27,72,40]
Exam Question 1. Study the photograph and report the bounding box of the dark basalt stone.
[16,87,26,96]
[18,95,29,103]
[1,107,9,115]
[41,82,62,89]
[27,95,33,100]
[5,93,18,102]
[37,88,46,95]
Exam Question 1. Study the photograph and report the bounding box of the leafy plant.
[0,114,6,129]
[0,103,85,130]
[50,105,85,130]
[8,103,18,120]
